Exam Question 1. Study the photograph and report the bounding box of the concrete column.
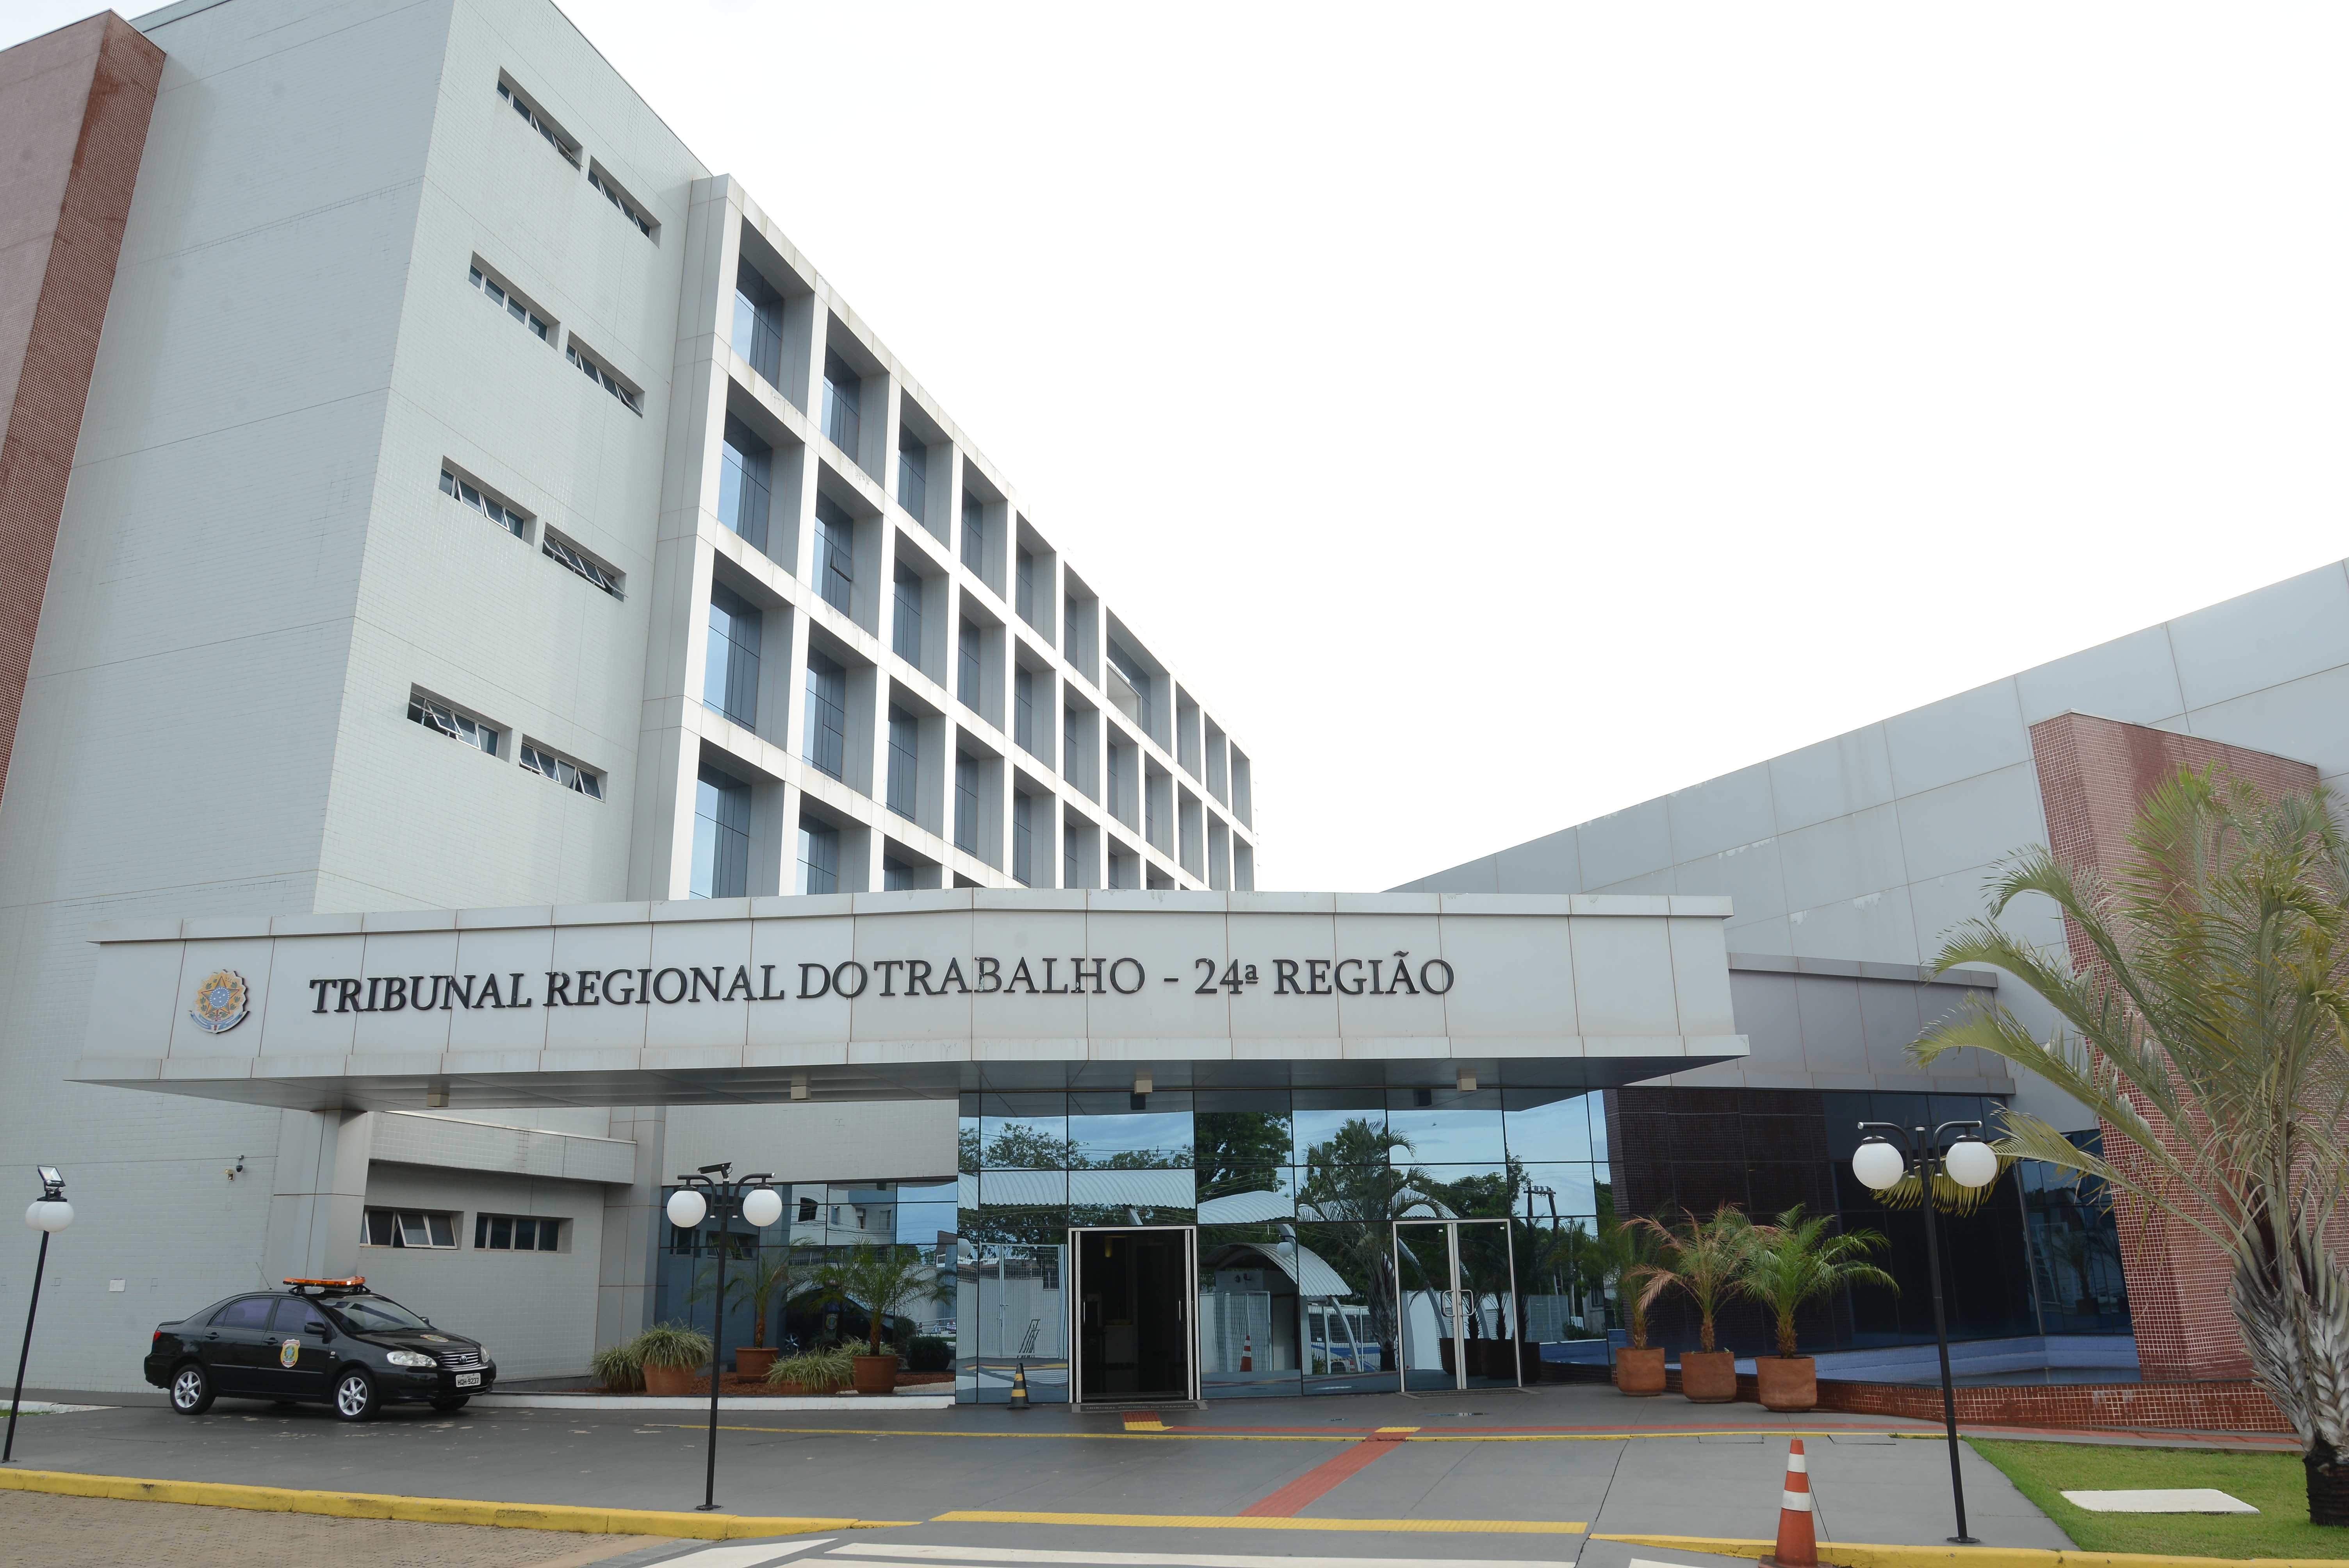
[264,1108,373,1283]
[596,1105,669,1351]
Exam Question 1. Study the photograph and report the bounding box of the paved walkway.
[0,1383,2077,1562]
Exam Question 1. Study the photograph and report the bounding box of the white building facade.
[0,0,1255,1392]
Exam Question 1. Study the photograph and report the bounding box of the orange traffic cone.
[1764,1438,1816,1568]
[1241,1334,1253,1372]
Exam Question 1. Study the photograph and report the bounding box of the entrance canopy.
[71,891,1747,1112]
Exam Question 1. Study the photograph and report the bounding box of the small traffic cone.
[1764,1438,1817,1568]
[1241,1334,1253,1372]
[1007,1361,1030,1411]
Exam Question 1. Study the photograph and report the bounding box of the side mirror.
[306,1322,331,1338]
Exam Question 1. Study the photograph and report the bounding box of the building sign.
[75,894,1746,1107]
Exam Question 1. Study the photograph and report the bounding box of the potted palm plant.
[1627,1204,1754,1402]
[1602,1213,1668,1395]
[632,1320,713,1397]
[692,1247,816,1379]
[819,1246,950,1396]
[1742,1203,1897,1411]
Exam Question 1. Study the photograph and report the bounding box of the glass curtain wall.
[954,1085,1612,1402]
[704,585,761,729]
[732,270,783,386]
[690,766,750,898]
[717,417,770,551]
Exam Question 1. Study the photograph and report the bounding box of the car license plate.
[454,1372,480,1388]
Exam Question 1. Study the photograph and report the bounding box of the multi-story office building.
[0,0,1256,1389]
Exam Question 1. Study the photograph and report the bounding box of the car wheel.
[331,1369,378,1422]
[429,1395,469,1413]
[168,1363,214,1415]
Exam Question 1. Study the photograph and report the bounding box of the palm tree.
[1597,1212,1668,1348]
[1625,1204,1756,1353]
[1914,767,2349,1525]
[1743,1204,1898,1358]
[1295,1118,1432,1370]
[816,1245,952,1356]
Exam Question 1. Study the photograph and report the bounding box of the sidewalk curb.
[475,1393,955,1411]
[0,1468,905,1539]
[1594,1533,2343,1568]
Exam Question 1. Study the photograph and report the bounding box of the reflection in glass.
[1196,1169,1294,1225]
[1292,1093,1387,1167]
[979,1171,1066,1207]
[1501,1090,1595,1162]
[1394,1222,1454,1391]
[1411,1165,1515,1218]
[1292,1221,1392,1394]
[1199,1227,1302,1398]
[1514,1162,1600,1220]
[1196,1103,1294,1199]
[1068,1095,1194,1168]
[1387,1090,1504,1164]
[959,1240,1068,1404]
[1068,1167,1196,1213]
[979,1094,1073,1169]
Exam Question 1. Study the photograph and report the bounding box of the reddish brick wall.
[0,14,164,808]
[1584,1358,2292,1433]
[2028,712,2322,1382]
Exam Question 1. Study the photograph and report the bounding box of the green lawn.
[1969,1437,2349,1559]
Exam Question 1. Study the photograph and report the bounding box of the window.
[802,653,847,779]
[1107,743,1124,822]
[1012,792,1033,886]
[798,819,839,894]
[1063,707,1080,780]
[439,467,527,541]
[898,434,927,520]
[1065,827,1078,889]
[962,496,986,575]
[813,495,855,615]
[886,705,918,819]
[823,349,862,454]
[706,584,763,729]
[587,162,656,240]
[1065,592,1080,663]
[543,527,624,599]
[692,764,751,899]
[1107,640,1153,732]
[733,269,783,385]
[882,855,914,892]
[408,688,498,756]
[718,417,771,551]
[496,77,579,168]
[565,339,642,413]
[1146,775,1158,846]
[466,264,550,342]
[475,1213,564,1251]
[955,754,979,854]
[892,565,923,664]
[797,1196,818,1222]
[363,1208,458,1249]
[211,1297,275,1328]
[1016,548,1035,622]
[520,741,602,799]
[957,622,981,712]
[1014,667,1036,754]
[272,1298,329,1335]
[1107,846,1131,890]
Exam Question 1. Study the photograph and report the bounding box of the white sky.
[16,3,2349,891]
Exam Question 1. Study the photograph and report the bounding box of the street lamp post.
[6,1167,73,1464]
[1852,1120,2001,1545]
[665,1163,782,1513]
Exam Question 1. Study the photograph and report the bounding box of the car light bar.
[283,1276,366,1289]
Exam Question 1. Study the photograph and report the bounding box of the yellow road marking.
[0,1467,904,1538]
[658,1422,1907,1444]
[935,1511,1585,1534]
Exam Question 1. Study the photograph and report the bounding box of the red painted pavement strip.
[1239,1426,1418,1518]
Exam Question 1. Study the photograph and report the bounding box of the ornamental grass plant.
[766,1344,855,1392]
[631,1320,714,1370]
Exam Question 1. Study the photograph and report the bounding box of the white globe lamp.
[23,1199,71,1233]
[1852,1138,1907,1192]
[1944,1137,2000,1190]
[740,1187,783,1229]
[665,1188,708,1229]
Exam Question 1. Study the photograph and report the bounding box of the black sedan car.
[143,1277,497,1420]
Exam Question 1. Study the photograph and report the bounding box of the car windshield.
[327,1294,432,1333]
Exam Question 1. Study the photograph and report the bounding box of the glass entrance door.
[1069,1226,1198,1404]
[1393,1219,1522,1393]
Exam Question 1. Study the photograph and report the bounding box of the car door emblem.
[280,1338,299,1367]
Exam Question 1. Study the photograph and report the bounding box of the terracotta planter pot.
[734,1347,777,1379]
[642,1362,697,1396]
[1680,1349,1736,1403]
[1615,1345,1666,1396]
[1756,1355,1816,1412]
[852,1352,901,1397]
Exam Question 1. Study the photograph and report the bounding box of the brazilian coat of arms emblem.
[189,970,249,1034]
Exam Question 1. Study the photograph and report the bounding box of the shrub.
[588,1340,643,1390]
[767,1344,854,1392]
[904,1335,952,1373]
[633,1320,714,1371]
